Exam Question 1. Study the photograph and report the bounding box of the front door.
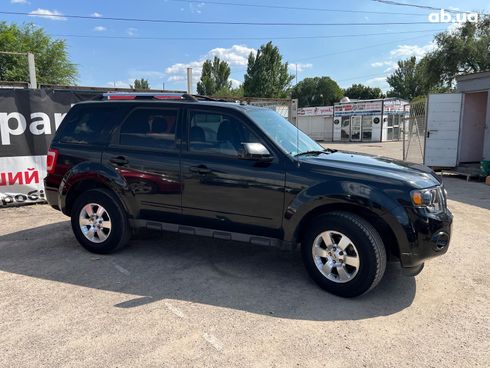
[180,108,286,237]
[102,105,183,222]
[350,116,362,141]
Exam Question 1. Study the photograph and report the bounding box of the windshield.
[247,109,324,156]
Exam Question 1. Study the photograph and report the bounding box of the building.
[332,98,409,142]
[424,71,490,167]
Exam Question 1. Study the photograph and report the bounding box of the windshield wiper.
[294,148,336,157]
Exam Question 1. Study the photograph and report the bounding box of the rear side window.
[59,104,129,145]
[119,108,179,151]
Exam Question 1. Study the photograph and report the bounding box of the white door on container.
[425,93,462,167]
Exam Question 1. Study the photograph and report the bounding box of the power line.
[371,0,488,15]
[0,10,441,26]
[293,34,432,62]
[170,0,427,16]
[51,28,445,41]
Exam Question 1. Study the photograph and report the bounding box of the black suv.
[44,94,452,297]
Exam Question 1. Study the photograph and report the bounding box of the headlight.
[410,187,445,213]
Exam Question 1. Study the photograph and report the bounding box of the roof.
[74,98,266,112]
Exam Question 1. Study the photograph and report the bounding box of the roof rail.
[102,92,225,102]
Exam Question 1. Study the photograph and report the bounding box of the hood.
[301,151,440,189]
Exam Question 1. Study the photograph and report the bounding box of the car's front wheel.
[302,211,386,297]
[71,188,130,254]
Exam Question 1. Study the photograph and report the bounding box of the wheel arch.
[59,163,134,217]
[294,203,400,261]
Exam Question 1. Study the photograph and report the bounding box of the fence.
[402,98,427,164]
[214,96,298,125]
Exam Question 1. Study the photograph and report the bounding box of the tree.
[130,78,150,90]
[423,16,490,88]
[291,76,343,107]
[0,22,77,85]
[243,41,294,98]
[197,56,232,96]
[343,83,384,100]
[386,56,427,100]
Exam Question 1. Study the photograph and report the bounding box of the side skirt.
[130,219,296,250]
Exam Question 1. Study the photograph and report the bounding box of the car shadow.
[0,221,416,321]
[442,177,490,210]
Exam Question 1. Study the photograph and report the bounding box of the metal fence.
[402,98,427,164]
[215,97,298,125]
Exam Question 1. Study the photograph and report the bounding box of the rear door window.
[118,108,179,151]
[59,104,129,145]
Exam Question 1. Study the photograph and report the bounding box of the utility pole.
[27,52,37,89]
[0,51,37,88]
[186,67,192,94]
[295,63,298,85]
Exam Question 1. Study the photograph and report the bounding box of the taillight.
[46,148,58,174]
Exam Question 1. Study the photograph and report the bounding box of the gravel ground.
[0,177,489,368]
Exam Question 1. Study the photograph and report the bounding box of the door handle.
[189,165,211,174]
[110,156,129,166]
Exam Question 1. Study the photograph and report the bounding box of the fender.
[282,179,414,254]
[59,161,137,217]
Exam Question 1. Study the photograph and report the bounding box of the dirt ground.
[1,152,489,367]
[322,141,404,160]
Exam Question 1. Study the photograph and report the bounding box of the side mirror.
[240,143,273,162]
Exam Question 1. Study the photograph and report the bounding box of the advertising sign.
[0,89,100,206]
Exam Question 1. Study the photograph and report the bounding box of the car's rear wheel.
[302,211,386,297]
[71,188,130,254]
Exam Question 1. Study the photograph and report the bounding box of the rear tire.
[302,211,386,297]
[71,188,130,254]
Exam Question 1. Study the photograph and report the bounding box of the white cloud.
[164,44,256,83]
[11,0,29,4]
[389,42,435,59]
[230,78,242,88]
[365,76,390,92]
[93,26,107,32]
[107,80,131,88]
[370,41,435,82]
[189,2,205,14]
[288,63,313,73]
[91,12,102,17]
[29,8,66,21]
[127,28,138,37]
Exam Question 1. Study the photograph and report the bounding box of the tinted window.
[189,111,260,157]
[119,108,179,151]
[60,104,128,145]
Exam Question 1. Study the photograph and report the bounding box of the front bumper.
[399,208,453,268]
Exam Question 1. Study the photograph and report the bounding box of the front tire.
[71,188,130,254]
[302,211,386,297]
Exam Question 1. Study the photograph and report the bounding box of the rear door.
[424,93,462,167]
[180,107,286,238]
[102,105,183,222]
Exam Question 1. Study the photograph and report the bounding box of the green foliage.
[291,76,343,107]
[0,22,77,85]
[343,83,384,100]
[243,42,294,98]
[424,16,490,88]
[386,56,428,100]
[130,78,150,90]
[213,85,244,98]
[197,56,231,96]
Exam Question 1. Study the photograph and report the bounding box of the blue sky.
[2,0,489,92]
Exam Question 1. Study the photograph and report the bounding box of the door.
[180,108,286,237]
[350,116,362,141]
[424,93,462,167]
[102,106,183,222]
[361,116,373,141]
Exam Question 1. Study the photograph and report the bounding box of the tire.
[71,188,130,254]
[301,211,386,297]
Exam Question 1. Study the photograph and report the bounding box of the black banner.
[0,88,102,206]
